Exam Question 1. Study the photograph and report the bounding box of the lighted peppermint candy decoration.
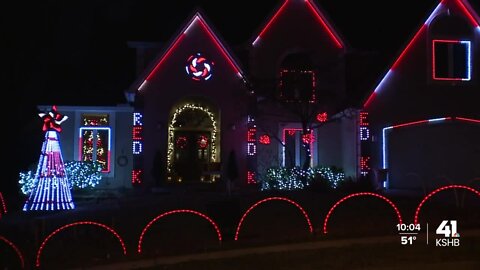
[185,53,214,81]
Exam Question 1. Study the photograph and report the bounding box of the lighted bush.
[260,166,345,191]
[19,161,103,195]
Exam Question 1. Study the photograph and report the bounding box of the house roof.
[130,10,247,93]
[249,0,346,49]
[362,0,480,108]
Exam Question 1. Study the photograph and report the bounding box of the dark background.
[4,0,480,193]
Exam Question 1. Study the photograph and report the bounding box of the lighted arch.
[414,185,480,224]
[234,197,313,241]
[0,235,25,269]
[167,104,218,173]
[323,192,403,234]
[138,209,222,253]
[35,221,127,267]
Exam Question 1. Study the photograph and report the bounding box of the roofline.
[248,0,346,49]
[362,0,480,108]
[130,9,248,93]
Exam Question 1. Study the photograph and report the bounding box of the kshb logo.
[435,220,460,247]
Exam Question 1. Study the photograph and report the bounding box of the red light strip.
[0,235,25,269]
[254,0,290,44]
[456,0,480,27]
[234,197,313,241]
[323,192,403,234]
[456,117,480,124]
[414,185,480,224]
[36,221,127,267]
[392,120,429,129]
[138,209,222,253]
[145,34,186,82]
[304,0,344,48]
[0,192,7,214]
[392,25,427,70]
[363,92,376,108]
[197,17,242,75]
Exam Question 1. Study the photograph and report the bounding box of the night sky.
[5,0,480,191]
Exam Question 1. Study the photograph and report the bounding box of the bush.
[260,166,346,191]
[18,161,103,195]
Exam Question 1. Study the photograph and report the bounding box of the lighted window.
[82,114,109,126]
[433,40,471,81]
[282,129,314,167]
[279,70,316,102]
[80,114,111,172]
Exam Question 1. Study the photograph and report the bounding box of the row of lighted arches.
[1,185,479,268]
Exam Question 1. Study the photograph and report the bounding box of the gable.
[363,0,480,108]
[133,12,246,92]
[251,0,345,49]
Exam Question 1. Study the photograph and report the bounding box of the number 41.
[436,220,457,237]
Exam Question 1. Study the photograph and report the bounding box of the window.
[282,128,314,167]
[279,70,316,102]
[433,40,471,81]
[80,114,111,172]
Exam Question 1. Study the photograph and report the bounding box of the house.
[247,0,359,183]
[126,0,362,188]
[37,105,134,189]
[41,0,480,192]
[363,0,480,190]
[128,12,251,187]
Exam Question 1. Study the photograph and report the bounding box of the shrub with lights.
[260,166,345,191]
[19,161,103,195]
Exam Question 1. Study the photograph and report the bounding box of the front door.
[173,131,211,182]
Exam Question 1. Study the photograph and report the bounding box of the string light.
[261,167,345,191]
[323,192,403,234]
[234,197,313,241]
[168,104,217,173]
[259,134,271,145]
[19,161,103,194]
[0,235,24,269]
[24,106,75,211]
[36,221,127,267]
[414,185,480,224]
[138,209,222,253]
[132,169,142,184]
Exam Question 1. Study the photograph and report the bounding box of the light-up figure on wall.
[23,106,75,211]
[186,53,214,81]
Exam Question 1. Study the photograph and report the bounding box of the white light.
[428,117,446,123]
[252,36,261,46]
[138,80,148,91]
[382,126,393,170]
[133,141,143,155]
[360,127,370,141]
[184,16,199,35]
[425,3,443,25]
[461,40,471,81]
[133,112,143,126]
[374,70,394,94]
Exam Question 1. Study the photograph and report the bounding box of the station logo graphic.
[435,220,460,247]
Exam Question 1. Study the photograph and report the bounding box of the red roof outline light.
[137,12,245,92]
[251,0,344,49]
[363,0,480,108]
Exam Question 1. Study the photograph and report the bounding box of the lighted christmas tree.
[23,106,75,211]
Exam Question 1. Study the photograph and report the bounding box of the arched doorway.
[167,103,219,183]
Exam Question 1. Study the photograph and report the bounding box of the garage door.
[387,121,480,190]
